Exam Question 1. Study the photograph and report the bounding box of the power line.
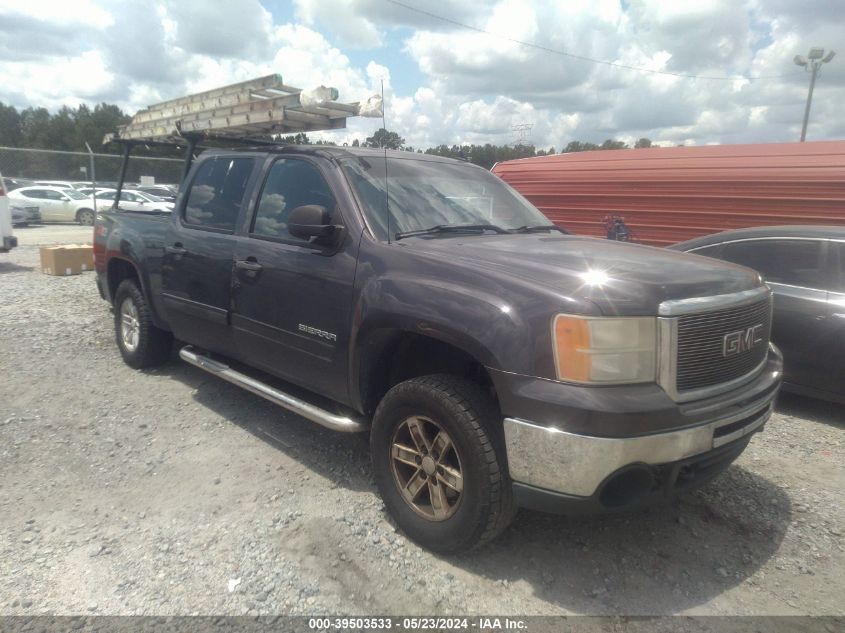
[386,0,798,82]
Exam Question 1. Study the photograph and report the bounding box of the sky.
[0,0,843,150]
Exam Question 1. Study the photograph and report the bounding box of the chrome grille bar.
[657,287,773,402]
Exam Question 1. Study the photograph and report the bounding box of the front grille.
[676,297,771,392]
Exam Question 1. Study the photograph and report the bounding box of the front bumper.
[498,345,782,511]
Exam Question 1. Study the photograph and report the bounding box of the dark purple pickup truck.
[94,145,782,552]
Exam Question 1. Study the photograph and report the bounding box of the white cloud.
[294,0,383,49]
[0,0,842,150]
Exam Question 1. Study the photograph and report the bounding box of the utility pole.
[794,47,836,142]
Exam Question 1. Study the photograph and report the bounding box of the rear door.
[718,238,829,391]
[230,156,359,403]
[161,155,257,357]
[22,189,60,220]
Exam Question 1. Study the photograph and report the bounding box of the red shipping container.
[492,140,845,246]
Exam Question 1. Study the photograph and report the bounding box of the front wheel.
[77,208,95,226]
[113,280,172,368]
[371,374,514,553]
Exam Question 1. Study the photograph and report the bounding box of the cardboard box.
[40,245,94,276]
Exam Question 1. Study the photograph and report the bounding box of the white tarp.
[356,94,384,118]
[298,86,340,107]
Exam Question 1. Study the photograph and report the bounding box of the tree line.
[284,129,654,169]
[0,101,653,173]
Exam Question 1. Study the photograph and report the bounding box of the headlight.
[552,315,656,384]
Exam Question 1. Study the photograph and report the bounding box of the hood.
[400,234,763,316]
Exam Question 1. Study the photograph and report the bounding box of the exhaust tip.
[599,467,656,509]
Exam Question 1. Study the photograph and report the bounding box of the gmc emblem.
[722,324,764,357]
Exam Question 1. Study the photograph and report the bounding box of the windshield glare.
[341,156,552,241]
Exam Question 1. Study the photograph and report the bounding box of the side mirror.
[287,205,341,243]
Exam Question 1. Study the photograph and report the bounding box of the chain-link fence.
[0,146,184,187]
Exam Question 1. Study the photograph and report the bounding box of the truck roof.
[200,144,474,166]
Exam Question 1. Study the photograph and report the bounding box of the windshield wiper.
[394,223,510,240]
[510,224,570,234]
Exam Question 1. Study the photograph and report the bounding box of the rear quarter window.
[720,239,825,289]
[183,157,255,231]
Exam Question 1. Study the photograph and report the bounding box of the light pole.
[793,47,836,142]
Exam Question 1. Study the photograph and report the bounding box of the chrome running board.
[179,346,367,433]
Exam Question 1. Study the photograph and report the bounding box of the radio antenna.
[381,79,391,244]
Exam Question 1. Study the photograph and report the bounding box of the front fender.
[349,271,533,381]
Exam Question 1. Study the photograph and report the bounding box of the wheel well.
[358,330,497,417]
[107,258,140,303]
[76,207,94,219]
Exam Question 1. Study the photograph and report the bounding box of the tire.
[113,279,172,369]
[371,374,515,553]
[77,208,95,226]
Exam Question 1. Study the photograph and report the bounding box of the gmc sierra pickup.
[94,145,782,552]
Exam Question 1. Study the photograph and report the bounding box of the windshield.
[64,189,88,200]
[341,155,552,241]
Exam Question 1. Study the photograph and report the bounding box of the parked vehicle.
[671,226,845,403]
[93,189,174,212]
[95,146,783,552]
[76,187,114,197]
[8,186,97,225]
[0,172,16,253]
[135,185,177,202]
[10,204,41,226]
[34,180,76,189]
[2,176,34,191]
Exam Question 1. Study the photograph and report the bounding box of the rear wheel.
[371,374,514,553]
[113,279,172,368]
[77,208,95,226]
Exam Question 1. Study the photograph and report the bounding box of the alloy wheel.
[389,416,464,521]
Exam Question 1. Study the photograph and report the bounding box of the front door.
[47,190,76,221]
[721,238,830,391]
[817,241,845,397]
[231,156,358,404]
[161,155,257,357]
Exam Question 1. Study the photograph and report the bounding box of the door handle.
[165,244,187,257]
[235,259,263,279]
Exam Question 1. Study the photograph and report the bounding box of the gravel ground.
[1,225,843,617]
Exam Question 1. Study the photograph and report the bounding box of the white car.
[1,172,16,252]
[93,189,174,213]
[34,180,76,189]
[8,186,97,225]
[76,186,114,197]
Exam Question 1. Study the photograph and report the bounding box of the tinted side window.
[251,159,336,241]
[720,239,825,288]
[183,157,254,231]
[45,190,65,200]
[23,189,45,199]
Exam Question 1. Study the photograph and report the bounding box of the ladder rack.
[105,74,381,145]
[102,74,383,205]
